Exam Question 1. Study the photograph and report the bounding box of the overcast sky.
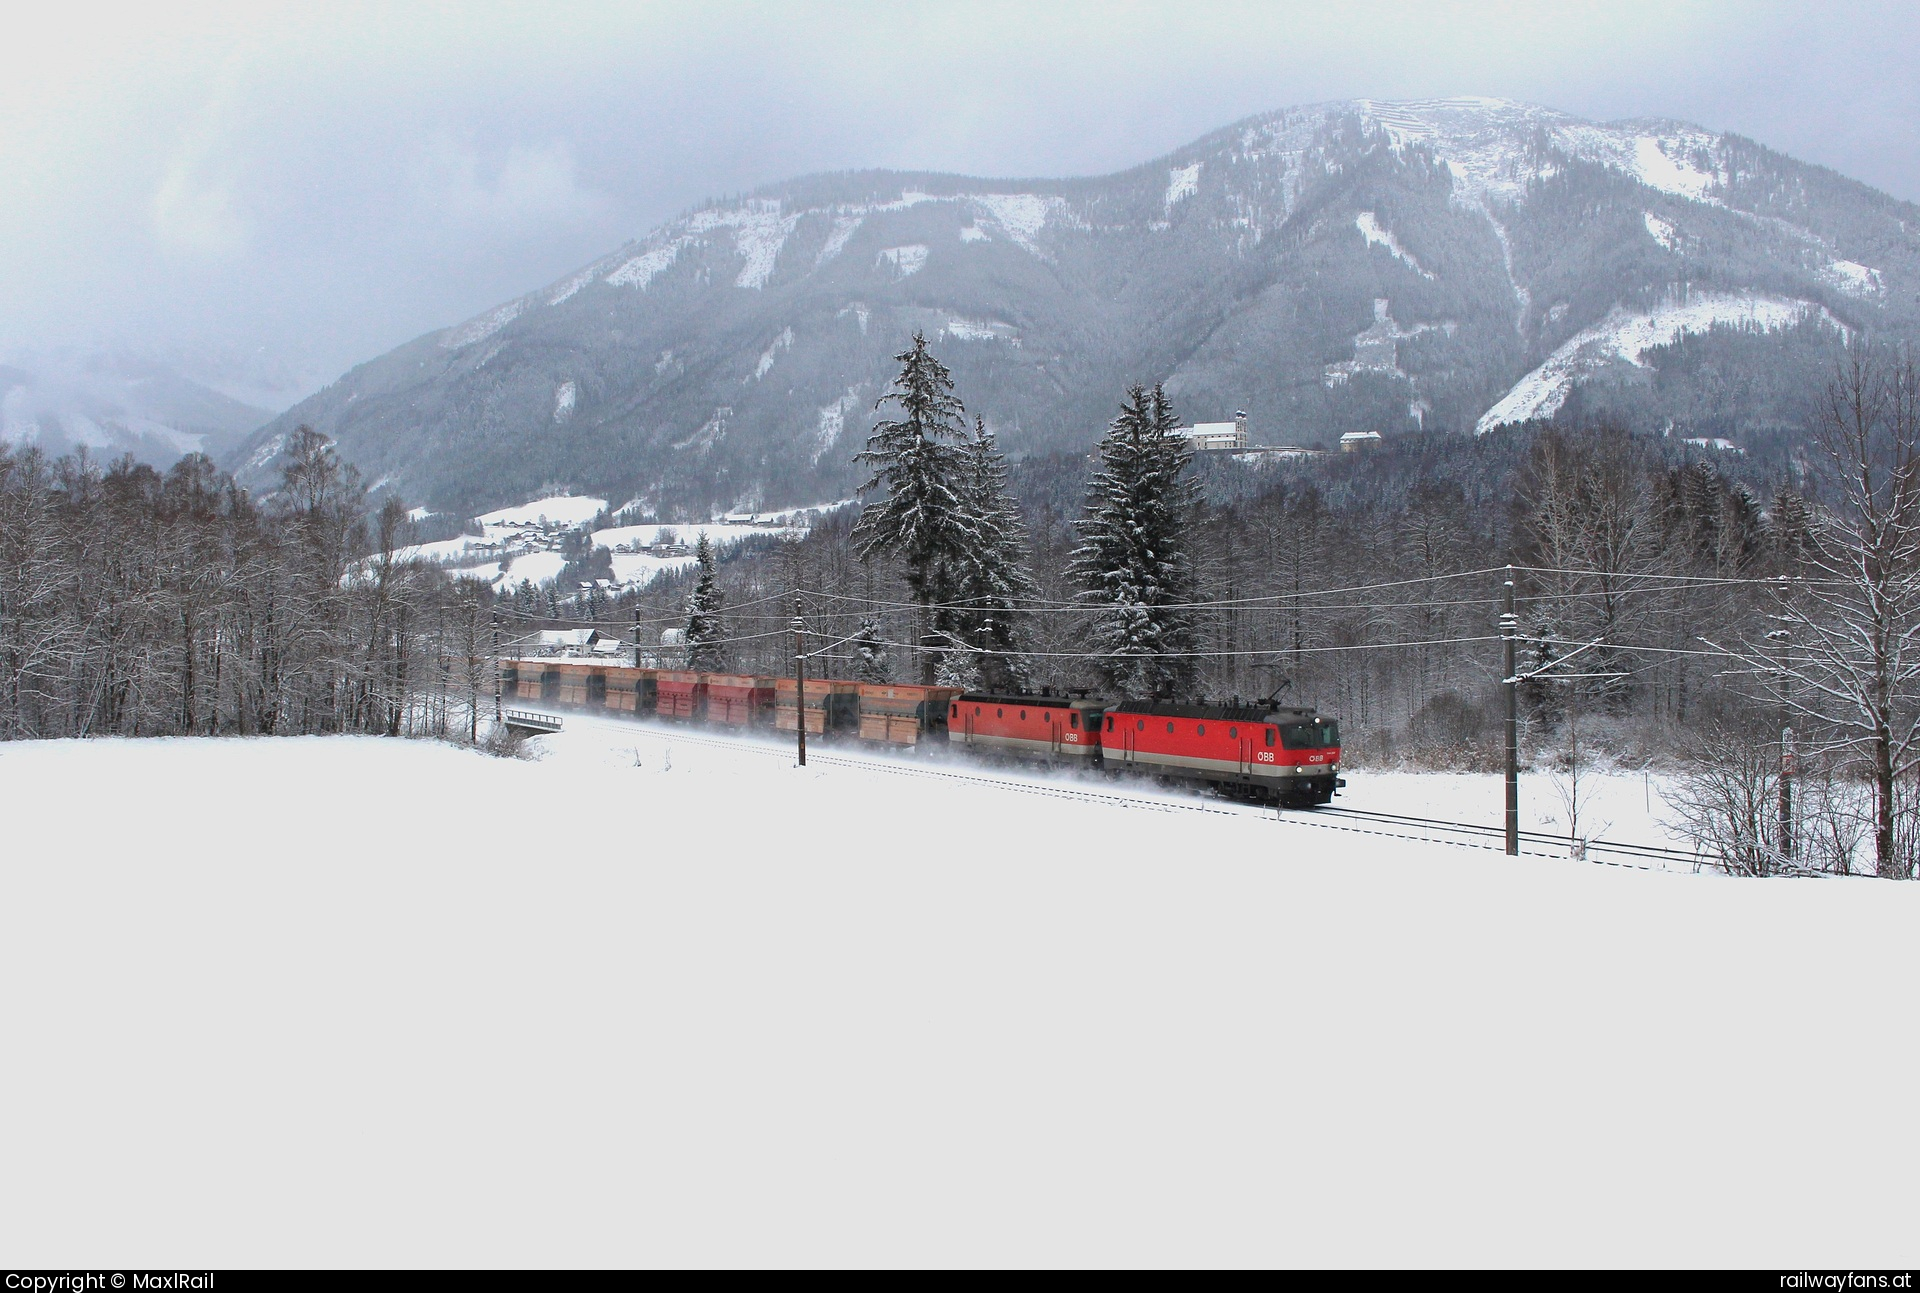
[4,0,1918,408]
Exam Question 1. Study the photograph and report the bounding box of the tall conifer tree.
[945,419,1038,690]
[851,332,977,681]
[1068,384,1201,696]
[683,533,725,670]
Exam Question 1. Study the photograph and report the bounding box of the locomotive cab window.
[1265,728,1275,747]
[1278,720,1341,750]
[1070,713,1079,729]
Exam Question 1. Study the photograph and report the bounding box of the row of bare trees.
[0,429,495,744]
[1694,349,1920,878]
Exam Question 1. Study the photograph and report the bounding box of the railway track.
[1315,806,1710,871]
[537,707,1710,873]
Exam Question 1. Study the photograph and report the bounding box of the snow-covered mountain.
[3,351,273,468]
[228,97,1920,516]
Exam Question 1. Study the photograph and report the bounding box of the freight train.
[503,659,1344,807]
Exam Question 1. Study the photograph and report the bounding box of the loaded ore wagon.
[555,663,595,707]
[775,677,860,735]
[707,674,776,726]
[656,671,707,721]
[858,684,961,745]
[604,667,656,715]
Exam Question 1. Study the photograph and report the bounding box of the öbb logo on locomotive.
[504,660,1343,808]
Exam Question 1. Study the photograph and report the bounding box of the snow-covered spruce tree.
[935,641,985,690]
[1068,384,1201,697]
[851,332,976,683]
[853,615,892,682]
[944,419,1038,691]
[683,533,725,671]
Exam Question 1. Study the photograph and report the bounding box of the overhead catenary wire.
[1515,566,1841,588]
[487,551,1850,684]
[504,617,1788,667]
[837,632,1509,661]
[500,614,1803,673]
[496,562,1828,635]
[797,565,1521,614]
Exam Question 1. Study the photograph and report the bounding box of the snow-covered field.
[3,721,1916,1266]
[476,494,610,529]
[379,496,837,592]
[1343,764,1692,857]
[590,519,799,586]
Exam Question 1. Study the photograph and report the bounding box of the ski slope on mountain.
[1474,292,1838,432]
[1,728,1914,1266]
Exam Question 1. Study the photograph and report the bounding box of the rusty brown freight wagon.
[857,684,961,745]
[774,677,860,735]
[656,671,707,720]
[554,663,597,707]
[604,667,656,715]
[707,674,776,725]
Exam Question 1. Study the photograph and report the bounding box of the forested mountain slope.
[228,97,1920,517]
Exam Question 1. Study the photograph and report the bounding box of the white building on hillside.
[1179,411,1249,451]
[532,628,625,657]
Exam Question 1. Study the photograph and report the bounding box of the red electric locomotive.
[1100,700,1342,807]
[948,691,1105,761]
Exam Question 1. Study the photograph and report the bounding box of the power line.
[851,632,1508,661]
[798,566,1518,615]
[1516,566,1833,588]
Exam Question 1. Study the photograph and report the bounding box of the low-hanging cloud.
[425,139,611,236]
[153,164,250,259]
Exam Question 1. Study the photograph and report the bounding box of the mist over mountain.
[227,97,1920,517]
[3,350,273,468]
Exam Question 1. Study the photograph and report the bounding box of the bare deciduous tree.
[1708,348,1920,879]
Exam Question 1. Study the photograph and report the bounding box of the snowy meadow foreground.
[3,725,1916,1266]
